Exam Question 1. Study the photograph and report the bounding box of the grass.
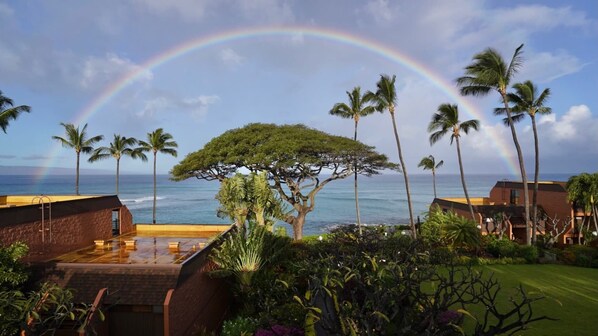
[469,264,598,335]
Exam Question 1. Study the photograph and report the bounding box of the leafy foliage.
[0,242,29,289]
[216,172,287,228]
[172,123,394,240]
[422,208,481,250]
[0,90,31,133]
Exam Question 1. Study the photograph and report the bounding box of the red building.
[0,194,231,335]
[431,181,586,244]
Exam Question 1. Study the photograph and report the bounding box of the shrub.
[486,238,518,258]
[560,245,598,268]
[221,316,259,336]
[517,245,539,263]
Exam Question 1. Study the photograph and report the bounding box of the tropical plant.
[418,155,444,199]
[428,103,480,221]
[329,86,376,234]
[567,173,598,243]
[456,44,532,245]
[366,74,416,237]
[138,128,178,224]
[0,91,30,134]
[216,172,286,229]
[52,123,104,195]
[495,80,551,244]
[88,134,147,195]
[171,123,393,240]
[444,216,482,250]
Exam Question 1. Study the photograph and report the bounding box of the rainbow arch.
[37,25,519,180]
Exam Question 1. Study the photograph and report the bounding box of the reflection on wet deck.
[53,232,212,265]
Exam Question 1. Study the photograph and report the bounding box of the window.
[509,189,520,205]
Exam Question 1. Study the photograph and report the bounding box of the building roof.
[492,180,567,192]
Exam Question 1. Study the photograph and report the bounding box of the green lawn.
[470,264,598,335]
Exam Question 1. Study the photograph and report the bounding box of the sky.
[1,0,597,177]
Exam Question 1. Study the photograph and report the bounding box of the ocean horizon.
[0,173,575,236]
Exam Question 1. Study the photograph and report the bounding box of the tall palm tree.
[456,44,532,245]
[138,128,178,224]
[52,123,103,195]
[0,91,31,133]
[428,103,480,221]
[88,134,148,195]
[495,80,551,243]
[329,86,376,234]
[366,74,416,237]
[418,155,444,199]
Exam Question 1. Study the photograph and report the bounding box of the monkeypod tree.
[171,123,394,240]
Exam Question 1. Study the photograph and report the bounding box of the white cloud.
[540,105,592,141]
[363,0,394,24]
[133,0,212,21]
[220,48,244,67]
[234,0,294,24]
[80,53,153,90]
[519,50,586,83]
[0,3,14,17]
[136,94,220,121]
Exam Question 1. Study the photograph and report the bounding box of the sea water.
[0,173,573,236]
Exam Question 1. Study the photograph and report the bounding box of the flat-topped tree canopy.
[171,123,395,240]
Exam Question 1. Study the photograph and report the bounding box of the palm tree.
[428,103,480,221]
[418,155,444,199]
[88,134,148,195]
[329,86,376,234]
[456,44,532,245]
[138,128,178,224]
[495,80,551,243]
[366,74,416,237]
[0,91,31,133]
[52,123,103,195]
[567,173,598,244]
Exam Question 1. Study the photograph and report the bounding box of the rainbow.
[37,25,519,181]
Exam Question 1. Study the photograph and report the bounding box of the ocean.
[0,173,573,236]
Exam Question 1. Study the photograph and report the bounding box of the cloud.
[234,0,294,24]
[0,154,17,159]
[133,0,213,21]
[22,154,52,161]
[518,50,586,83]
[136,94,220,121]
[362,0,395,25]
[220,48,244,67]
[0,3,14,17]
[539,105,593,141]
[80,53,153,90]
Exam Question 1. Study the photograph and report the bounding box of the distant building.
[0,194,231,335]
[431,181,588,244]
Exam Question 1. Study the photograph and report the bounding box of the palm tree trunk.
[152,152,157,224]
[116,158,120,196]
[456,137,476,221]
[75,151,80,195]
[501,93,531,245]
[432,168,437,199]
[389,110,416,237]
[354,119,362,235]
[531,115,540,244]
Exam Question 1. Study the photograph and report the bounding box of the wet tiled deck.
[53,232,212,265]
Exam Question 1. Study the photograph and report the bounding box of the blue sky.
[1,0,597,176]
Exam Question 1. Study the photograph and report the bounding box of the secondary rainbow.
[38,25,519,180]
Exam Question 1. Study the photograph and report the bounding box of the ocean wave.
[121,196,165,203]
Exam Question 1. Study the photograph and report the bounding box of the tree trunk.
[292,210,308,241]
[75,151,80,195]
[353,118,362,235]
[116,158,120,196]
[531,115,539,244]
[501,93,531,245]
[152,152,157,224]
[432,168,437,199]
[456,137,476,221]
[389,109,416,238]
